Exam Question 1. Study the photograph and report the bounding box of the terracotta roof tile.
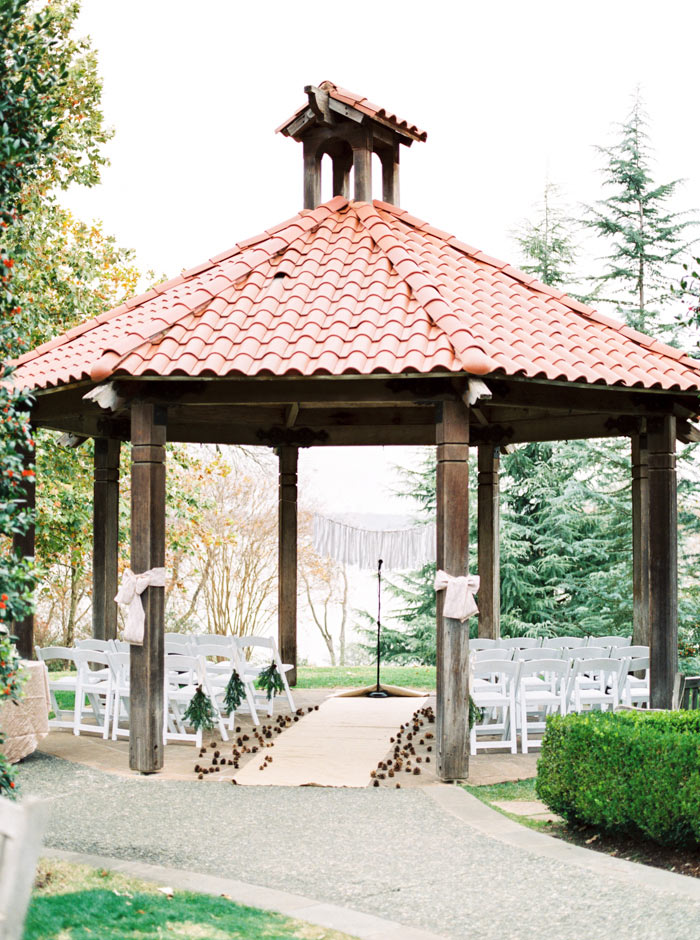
[13,198,700,394]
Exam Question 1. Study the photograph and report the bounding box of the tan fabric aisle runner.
[235,694,427,787]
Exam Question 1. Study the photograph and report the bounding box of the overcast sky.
[62,0,700,515]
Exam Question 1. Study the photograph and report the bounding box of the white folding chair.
[611,645,649,660]
[571,647,611,660]
[470,660,519,755]
[566,658,623,713]
[497,637,542,651]
[197,642,238,722]
[108,651,131,740]
[165,636,194,654]
[620,656,650,707]
[587,635,630,648]
[163,653,228,747]
[35,646,80,729]
[111,639,129,652]
[473,648,510,662]
[469,638,497,652]
[75,638,113,653]
[515,647,563,662]
[518,659,568,753]
[542,636,587,650]
[0,796,49,940]
[73,650,113,737]
[235,636,295,715]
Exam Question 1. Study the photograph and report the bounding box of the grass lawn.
[26,859,358,940]
[295,665,435,689]
[464,777,538,805]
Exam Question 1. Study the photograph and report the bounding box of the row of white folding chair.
[472,645,648,665]
[469,635,632,652]
[38,644,229,744]
[471,654,649,755]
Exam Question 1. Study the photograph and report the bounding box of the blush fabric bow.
[434,570,480,622]
[114,567,167,645]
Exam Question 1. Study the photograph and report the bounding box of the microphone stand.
[367,558,388,698]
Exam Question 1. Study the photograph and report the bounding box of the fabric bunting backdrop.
[312,513,436,571]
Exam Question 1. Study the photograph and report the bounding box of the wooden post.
[353,131,372,202]
[332,151,352,199]
[278,446,298,685]
[92,438,120,641]
[303,140,321,210]
[647,415,677,709]
[129,402,166,773]
[477,444,500,640]
[436,400,470,781]
[12,446,35,660]
[631,432,650,648]
[380,145,400,206]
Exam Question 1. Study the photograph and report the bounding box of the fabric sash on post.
[114,567,166,645]
[434,570,480,622]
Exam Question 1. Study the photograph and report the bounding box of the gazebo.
[12,81,700,780]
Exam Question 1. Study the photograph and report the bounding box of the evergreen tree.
[514,182,578,288]
[585,91,694,333]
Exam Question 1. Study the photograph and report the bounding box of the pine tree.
[586,91,694,333]
[514,182,578,288]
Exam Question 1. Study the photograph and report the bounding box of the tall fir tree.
[514,182,578,289]
[585,91,694,334]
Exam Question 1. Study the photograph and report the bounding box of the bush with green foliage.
[536,710,700,846]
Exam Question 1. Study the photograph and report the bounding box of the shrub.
[537,710,700,846]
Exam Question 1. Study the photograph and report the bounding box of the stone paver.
[17,752,700,940]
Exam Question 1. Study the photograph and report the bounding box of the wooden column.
[353,135,372,202]
[436,400,470,781]
[303,140,321,210]
[477,444,500,640]
[129,403,166,773]
[380,145,400,206]
[278,446,298,685]
[631,432,650,648]
[647,415,677,709]
[12,447,35,660]
[92,438,120,641]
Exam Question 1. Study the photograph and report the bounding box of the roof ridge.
[372,200,700,372]
[352,202,494,375]
[88,203,348,383]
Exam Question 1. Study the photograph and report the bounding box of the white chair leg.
[521,698,528,754]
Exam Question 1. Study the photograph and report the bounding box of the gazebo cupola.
[277,80,427,208]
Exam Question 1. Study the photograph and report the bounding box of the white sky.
[59,0,700,659]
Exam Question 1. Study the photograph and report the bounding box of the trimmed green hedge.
[536,710,700,846]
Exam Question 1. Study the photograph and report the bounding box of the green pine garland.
[224,670,246,713]
[256,662,284,701]
[468,695,483,730]
[183,685,216,732]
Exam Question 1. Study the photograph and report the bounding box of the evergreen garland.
[223,670,246,713]
[256,662,284,701]
[183,685,216,731]
[468,695,482,731]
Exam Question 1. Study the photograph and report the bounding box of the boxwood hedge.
[536,710,700,846]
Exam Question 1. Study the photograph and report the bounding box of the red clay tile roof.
[277,81,428,143]
[13,197,700,393]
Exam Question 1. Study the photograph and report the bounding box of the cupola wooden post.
[129,402,166,774]
[92,438,120,641]
[436,399,471,781]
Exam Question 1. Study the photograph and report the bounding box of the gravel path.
[18,752,700,940]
